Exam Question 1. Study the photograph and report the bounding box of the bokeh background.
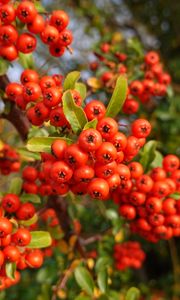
[1,1,180,299]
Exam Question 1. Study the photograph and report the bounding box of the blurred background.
[1,1,180,299]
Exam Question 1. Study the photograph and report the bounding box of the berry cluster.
[0,143,20,175]
[114,241,145,271]
[113,155,180,242]
[0,193,44,290]
[21,114,151,200]
[5,70,80,127]
[90,40,171,114]
[0,1,72,61]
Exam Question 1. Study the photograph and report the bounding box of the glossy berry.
[131,119,151,138]
[78,129,102,152]
[84,100,106,121]
[2,194,20,213]
[88,178,109,200]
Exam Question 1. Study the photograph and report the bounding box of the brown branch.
[0,75,30,141]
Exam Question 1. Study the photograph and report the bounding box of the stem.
[0,75,30,141]
[168,238,180,300]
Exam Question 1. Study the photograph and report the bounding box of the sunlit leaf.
[106,75,128,118]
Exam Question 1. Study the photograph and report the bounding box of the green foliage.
[27,136,72,153]
[106,75,128,118]
[139,140,159,172]
[9,177,23,195]
[125,287,141,300]
[83,118,98,130]
[0,58,10,75]
[28,231,52,249]
[20,194,41,204]
[64,71,81,91]
[5,262,16,280]
[74,266,95,296]
[75,82,87,100]
[18,53,35,69]
[62,90,88,134]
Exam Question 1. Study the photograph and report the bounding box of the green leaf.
[105,75,128,118]
[95,257,112,272]
[5,262,16,280]
[83,119,98,130]
[34,1,47,13]
[125,287,140,300]
[27,136,72,153]
[17,147,41,161]
[74,266,95,296]
[28,231,52,249]
[75,82,87,100]
[19,53,35,69]
[139,140,157,173]
[166,85,174,99]
[9,177,23,195]
[19,214,38,226]
[63,71,80,91]
[97,270,108,293]
[128,38,143,57]
[105,209,119,220]
[169,192,180,200]
[75,296,91,300]
[62,91,88,134]
[20,193,41,204]
[151,150,163,168]
[0,58,10,75]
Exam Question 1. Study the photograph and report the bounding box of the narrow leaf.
[27,137,72,153]
[19,53,35,69]
[9,177,22,195]
[5,262,16,280]
[97,270,108,293]
[83,119,97,130]
[20,194,41,204]
[28,231,52,249]
[0,58,10,75]
[64,71,80,91]
[19,214,38,227]
[106,75,128,118]
[62,91,88,134]
[75,82,87,100]
[95,257,112,272]
[74,266,95,296]
[151,150,163,168]
[105,209,119,220]
[125,287,140,300]
[17,147,41,161]
[139,140,157,172]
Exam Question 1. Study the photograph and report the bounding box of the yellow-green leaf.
[64,71,80,91]
[27,137,72,153]
[62,91,88,134]
[106,75,128,118]
[28,231,52,249]
[125,287,140,300]
[74,266,95,296]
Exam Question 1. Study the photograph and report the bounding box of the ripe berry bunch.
[21,116,151,201]
[0,193,44,290]
[90,39,171,115]
[5,70,69,126]
[114,241,145,271]
[113,154,180,242]
[0,143,20,175]
[0,1,72,61]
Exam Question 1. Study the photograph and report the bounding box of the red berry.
[88,178,109,200]
[2,194,20,213]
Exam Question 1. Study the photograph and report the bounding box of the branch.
[0,75,30,141]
